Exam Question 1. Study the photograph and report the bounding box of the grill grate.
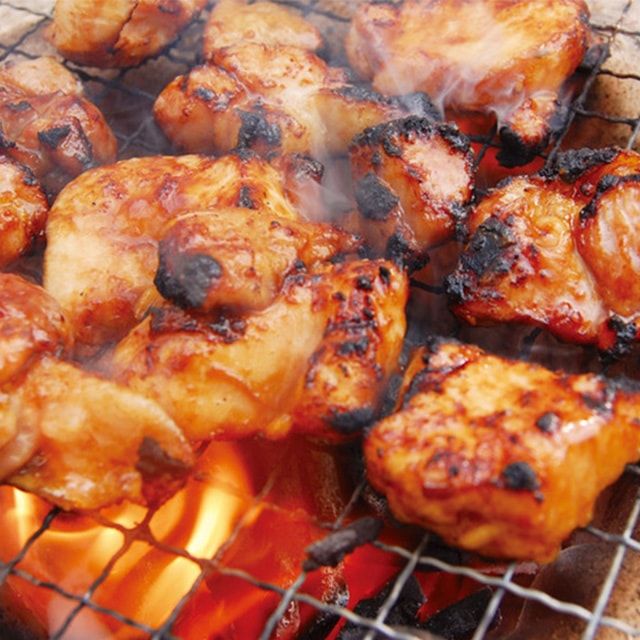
[1,1,640,639]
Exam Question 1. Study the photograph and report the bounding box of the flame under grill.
[1,0,640,639]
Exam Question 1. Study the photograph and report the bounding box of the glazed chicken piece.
[346,0,593,166]
[155,208,361,313]
[446,148,640,358]
[109,259,408,443]
[154,0,434,158]
[0,158,49,267]
[347,116,475,270]
[0,57,117,195]
[47,0,208,68]
[364,339,640,562]
[0,274,194,511]
[43,151,324,350]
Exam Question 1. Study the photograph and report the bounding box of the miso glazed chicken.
[0,157,48,267]
[346,0,594,166]
[446,148,640,358]
[0,57,117,196]
[347,116,475,270]
[153,0,436,158]
[43,151,337,351]
[0,274,194,511]
[108,259,408,443]
[46,0,208,68]
[364,339,640,562]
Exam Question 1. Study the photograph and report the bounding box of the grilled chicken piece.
[46,0,207,68]
[364,339,640,562]
[0,57,117,195]
[446,148,640,358]
[155,208,361,313]
[3,357,194,511]
[203,0,324,53]
[154,0,435,158]
[346,0,593,166]
[0,275,193,510]
[43,152,314,350]
[109,259,408,443]
[347,116,474,270]
[0,158,48,267]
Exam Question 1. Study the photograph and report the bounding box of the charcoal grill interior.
[1,1,640,639]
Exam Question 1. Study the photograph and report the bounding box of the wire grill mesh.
[0,1,640,639]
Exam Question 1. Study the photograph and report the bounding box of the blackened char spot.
[540,147,619,183]
[155,251,223,309]
[501,461,540,491]
[38,125,71,149]
[536,412,560,434]
[236,109,281,148]
[326,406,376,435]
[354,172,399,221]
[601,315,638,365]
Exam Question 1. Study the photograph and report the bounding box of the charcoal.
[303,516,383,571]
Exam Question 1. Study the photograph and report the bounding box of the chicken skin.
[47,0,208,68]
[154,0,433,159]
[109,259,408,443]
[155,208,361,313]
[346,0,593,166]
[0,275,193,511]
[0,158,49,267]
[364,339,640,562]
[446,148,640,358]
[347,116,475,270]
[0,57,117,195]
[43,151,320,350]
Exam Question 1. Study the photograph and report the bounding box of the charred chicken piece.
[346,0,593,166]
[46,0,208,68]
[0,157,49,267]
[43,151,312,350]
[109,259,408,443]
[155,208,362,313]
[347,116,475,270]
[0,275,193,511]
[446,148,640,358]
[154,0,435,158]
[0,57,117,195]
[364,339,640,563]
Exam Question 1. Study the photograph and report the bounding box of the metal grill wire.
[0,1,639,639]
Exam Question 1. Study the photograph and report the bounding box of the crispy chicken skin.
[347,116,474,269]
[154,0,433,158]
[446,148,640,357]
[364,339,640,562]
[109,259,408,443]
[0,158,48,267]
[47,0,208,68]
[346,0,592,166]
[0,57,117,195]
[43,152,315,349]
[155,208,361,312]
[0,276,193,510]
